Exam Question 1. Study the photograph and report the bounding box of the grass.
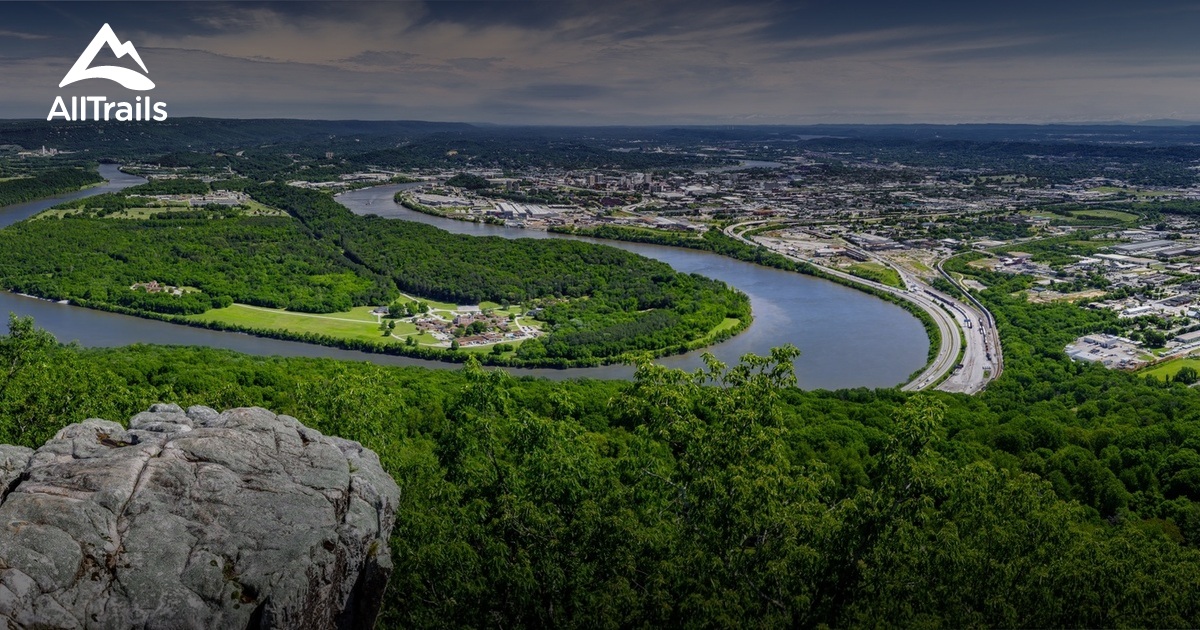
[396,292,460,312]
[37,200,286,220]
[1068,209,1139,222]
[186,301,534,349]
[1140,357,1200,382]
[1090,186,1173,198]
[847,262,904,289]
[1020,208,1139,225]
[187,304,416,344]
[905,258,933,273]
[704,317,742,340]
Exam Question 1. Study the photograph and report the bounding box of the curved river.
[0,166,928,389]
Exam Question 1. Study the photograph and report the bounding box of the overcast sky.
[2,0,1199,124]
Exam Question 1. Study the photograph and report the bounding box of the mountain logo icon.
[59,24,155,91]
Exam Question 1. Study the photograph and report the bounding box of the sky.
[1,0,1199,124]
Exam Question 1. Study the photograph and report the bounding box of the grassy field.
[702,317,743,341]
[1140,357,1200,382]
[186,304,433,344]
[847,262,904,288]
[396,292,460,313]
[1090,186,1173,198]
[1019,208,1139,225]
[185,302,539,349]
[38,199,286,220]
[184,300,731,359]
[1069,209,1140,222]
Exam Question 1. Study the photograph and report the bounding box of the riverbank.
[61,296,750,369]
[0,174,753,370]
[0,171,927,389]
[395,192,506,225]
[339,203,940,382]
[552,224,943,374]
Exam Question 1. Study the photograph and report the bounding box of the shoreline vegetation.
[550,224,942,373]
[381,194,942,380]
[0,168,104,207]
[66,296,750,369]
[396,192,506,225]
[0,180,753,369]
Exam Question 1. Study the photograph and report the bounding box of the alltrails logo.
[47,24,168,122]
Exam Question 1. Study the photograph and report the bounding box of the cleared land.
[1141,357,1200,382]
[37,199,285,220]
[848,262,904,288]
[1089,186,1173,198]
[187,304,438,345]
[1068,209,1139,222]
[186,300,540,348]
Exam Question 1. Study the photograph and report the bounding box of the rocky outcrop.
[0,405,400,629]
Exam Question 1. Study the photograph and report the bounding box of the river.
[0,166,928,389]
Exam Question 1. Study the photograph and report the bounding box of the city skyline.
[1,1,1199,124]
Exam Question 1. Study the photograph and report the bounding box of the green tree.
[1176,365,1199,385]
[0,315,131,446]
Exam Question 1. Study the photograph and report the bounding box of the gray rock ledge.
[0,404,400,629]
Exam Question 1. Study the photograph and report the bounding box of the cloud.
[508,83,612,100]
[339,50,420,67]
[1,0,1199,124]
[0,29,49,41]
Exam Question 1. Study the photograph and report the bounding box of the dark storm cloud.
[0,0,1199,123]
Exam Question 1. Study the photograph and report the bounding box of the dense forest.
[253,184,750,361]
[4,302,1200,626]
[0,168,102,207]
[0,213,390,313]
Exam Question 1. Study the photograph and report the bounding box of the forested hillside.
[0,214,389,313]
[2,315,1200,626]
[0,168,102,206]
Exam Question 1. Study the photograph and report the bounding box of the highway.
[724,221,1000,394]
[933,258,1003,392]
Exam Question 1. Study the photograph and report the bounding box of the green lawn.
[1068,209,1140,222]
[702,317,742,341]
[1090,186,1173,198]
[397,292,460,312]
[1140,357,1200,382]
[186,304,414,344]
[38,199,285,220]
[479,301,527,317]
[186,302,535,349]
[848,262,904,289]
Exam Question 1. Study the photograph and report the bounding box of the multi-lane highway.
[724,221,1000,394]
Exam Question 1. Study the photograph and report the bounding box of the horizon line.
[2,117,1199,128]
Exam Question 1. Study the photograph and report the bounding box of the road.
[933,258,1003,392]
[724,221,999,394]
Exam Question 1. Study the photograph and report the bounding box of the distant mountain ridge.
[0,118,477,157]
[8,118,1200,164]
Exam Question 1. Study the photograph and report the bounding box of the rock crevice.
[0,405,399,629]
